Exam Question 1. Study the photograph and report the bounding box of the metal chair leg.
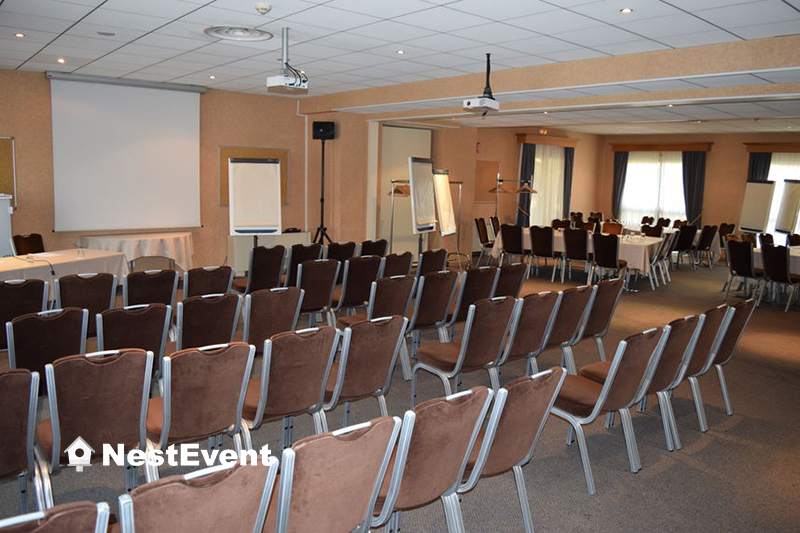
[688,376,708,432]
[488,366,501,392]
[619,408,641,472]
[595,336,606,361]
[512,465,534,533]
[569,420,595,495]
[715,364,733,416]
[656,391,675,451]
[18,473,28,514]
[399,338,412,381]
[560,345,577,374]
[377,394,389,417]
[441,492,466,533]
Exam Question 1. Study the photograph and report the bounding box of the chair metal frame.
[96,304,172,362]
[0,501,109,533]
[443,266,500,339]
[328,256,385,323]
[506,291,563,376]
[296,259,341,327]
[711,300,756,417]
[241,288,304,345]
[554,286,598,374]
[0,370,41,513]
[122,269,179,308]
[581,279,625,362]
[6,309,88,370]
[175,293,242,351]
[182,266,234,297]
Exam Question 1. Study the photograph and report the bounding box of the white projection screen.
[51,80,200,231]
[739,181,775,233]
[409,157,437,235]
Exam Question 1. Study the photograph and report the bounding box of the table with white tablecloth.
[624,225,721,260]
[75,232,194,271]
[753,246,800,275]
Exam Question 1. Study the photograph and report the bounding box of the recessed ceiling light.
[97,31,116,37]
[396,49,406,55]
[209,75,216,80]
[15,33,25,38]
[620,8,633,14]
[57,57,66,64]
[667,104,674,107]
[204,26,272,41]
[542,111,548,114]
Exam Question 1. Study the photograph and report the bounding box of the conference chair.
[182,266,233,298]
[11,234,45,255]
[242,327,338,450]
[640,216,655,225]
[560,228,590,283]
[232,245,285,294]
[787,233,800,246]
[175,293,242,350]
[694,225,718,268]
[530,225,560,280]
[504,291,562,375]
[601,221,623,235]
[0,369,41,513]
[328,255,382,323]
[416,248,448,277]
[741,232,757,246]
[494,262,528,297]
[641,224,662,237]
[723,240,763,300]
[580,277,625,361]
[579,220,596,232]
[118,460,278,533]
[590,211,604,221]
[241,287,303,354]
[412,297,521,403]
[588,216,602,233]
[672,220,687,228]
[324,241,357,283]
[760,245,800,311]
[359,239,388,257]
[54,273,116,337]
[498,224,525,266]
[759,233,774,248]
[570,212,584,225]
[552,328,667,494]
[657,231,679,283]
[489,216,501,240]
[35,349,153,504]
[324,316,407,427]
[656,217,671,228]
[0,279,48,350]
[645,236,669,289]
[372,387,494,533]
[590,233,628,285]
[458,368,566,533]
[6,308,88,375]
[296,259,339,327]
[123,270,179,309]
[146,343,254,481]
[719,222,736,247]
[0,501,109,532]
[474,217,495,266]
[673,224,699,269]
[443,265,499,339]
[96,304,171,378]
[270,417,400,533]
[335,274,416,331]
[382,251,413,277]
[551,218,571,230]
[546,285,597,374]
[284,243,323,287]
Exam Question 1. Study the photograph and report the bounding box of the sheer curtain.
[765,152,800,234]
[620,151,686,225]
[530,144,565,227]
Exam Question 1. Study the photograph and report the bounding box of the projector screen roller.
[51,80,200,231]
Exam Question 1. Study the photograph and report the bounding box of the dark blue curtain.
[747,152,772,182]
[562,147,574,219]
[612,151,629,220]
[682,151,707,226]
[517,143,535,226]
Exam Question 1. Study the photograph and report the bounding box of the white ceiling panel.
[449,0,555,20]
[509,9,605,34]
[346,20,435,41]
[538,48,609,62]
[394,6,489,32]
[687,73,773,88]
[134,32,208,51]
[570,0,683,23]
[80,9,171,32]
[623,79,704,91]
[282,5,381,32]
[616,13,722,38]
[447,22,540,44]
[498,35,581,55]
[658,29,742,48]
[0,12,76,33]
[694,1,800,28]
[180,5,280,27]
[554,25,641,47]
[63,21,146,42]
[594,39,670,55]
[732,20,800,39]
[102,0,198,19]
[326,0,433,19]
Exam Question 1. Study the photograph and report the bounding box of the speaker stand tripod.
[312,138,333,244]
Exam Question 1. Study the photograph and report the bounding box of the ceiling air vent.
[203,26,273,42]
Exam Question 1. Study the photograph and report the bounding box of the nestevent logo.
[65,437,272,470]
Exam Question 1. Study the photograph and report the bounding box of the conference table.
[491,229,663,275]
[623,225,722,261]
[753,246,800,275]
[74,231,194,271]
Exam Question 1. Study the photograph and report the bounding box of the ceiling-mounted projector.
[267,27,308,95]
[463,53,499,115]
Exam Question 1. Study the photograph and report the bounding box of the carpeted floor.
[1,262,798,531]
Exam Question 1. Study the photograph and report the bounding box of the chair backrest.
[673,220,686,228]
[417,249,448,277]
[461,297,519,369]
[44,349,152,466]
[759,233,774,248]
[183,266,233,298]
[656,217,671,228]
[656,232,677,261]
[382,251,413,277]
[592,233,621,269]
[7,308,88,375]
[325,242,357,283]
[0,279,47,350]
[359,239,388,257]
[370,275,416,319]
[570,212,584,224]
[489,216,500,237]
[696,225,718,250]
[0,501,109,533]
[176,293,242,350]
[601,221,623,235]
[499,224,524,256]
[508,291,561,360]
[119,460,276,533]
[275,417,399,533]
[474,218,491,246]
[685,304,732,377]
[641,225,662,237]
[582,277,625,339]
[530,226,554,257]
[451,266,499,322]
[55,273,116,336]
[762,244,792,283]
[648,314,704,393]
[590,211,604,220]
[287,243,322,287]
[494,262,527,298]
[245,245,285,293]
[564,228,589,260]
[578,221,595,232]
[297,259,339,312]
[675,224,698,250]
[552,219,571,230]
[410,270,458,329]
[97,304,171,361]
[640,216,654,225]
[727,240,756,278]
[547,285,596,346]
[719,223,736,239]
[787,233,800,246]
[600,328,663,412]
[741,232,757,246]
[123,269,178,308]
[338,256,383,308]
[714,299,756,366]
[0,369,37,481]
[159,343,254,446]
[242,287,303,353]
[12,233,44,255]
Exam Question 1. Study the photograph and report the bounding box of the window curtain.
[682,151,706,226]
[517,143,535,226]
[562,147,575,219]
[530,144,565,227]
[612,151,628,220]
[748,152,772,182]
[620,151,686,225]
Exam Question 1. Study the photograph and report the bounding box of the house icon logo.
[65,437,95,472]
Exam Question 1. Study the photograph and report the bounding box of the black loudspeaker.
[312,121,335,140]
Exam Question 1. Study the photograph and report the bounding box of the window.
[529,144,565,226]
[619,151,686,225]
[765,152,800,235]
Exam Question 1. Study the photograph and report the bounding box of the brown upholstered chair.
[505,291,562,375]
[175,293,242,351]
[560,228,590,283]
[416,248,448,277]
[242,287,304,354]
[552,328,667,494]
[328,255,383,323]
[474,218,495,267]
[382,251,413,277]
[146,343,255,481]
[672,219,687,228]
[570,212,584,225]
[11,234,44,255]
[641,224,662,237]
[530,225,560,280]
[760,244,800,311]
[552,218,571,230]
[284,243,323,287]
[499,224,524,265]
[118,460,278,533]
[580,277,625,361]
[296,259,339,327]
[359,239,388,257]
[444,266,499,338]
[458,368,567,533]
[656,217,671,228]
[694,225,719,268]
[674,224,699,269]
[0,501,109,532]
[546,285,597,374]
[640,216,655,225]
[590,233,628,285]
[6,308,88,375]
[97,304,171,376]
[740,232,756,246]
[36,349,154,502]
[0,279,48,350]
[54,273,116,337]
[232,245,285,294]
[324,316,408,427]
[488,216,501,239]
[494,262,528,298]
[719,222,736,247]
[243,327,338,449]
[601,221,623,235]
[759,232,774,248]
[273,417,400,533]
[0,369,41,513]
[372,387,494,532]
[787,233,800,246]
[412,297,521,402]
[325,241,357,284]
[182,266,233,298]
[123,269,178,309]
[335,274,416,332]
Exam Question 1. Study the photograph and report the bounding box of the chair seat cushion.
[554,374,603,418]
[618,259,628,268]
[146,396,164,440]
[578,361,611,384]
[232,278,247,293]
[416,343,486,373]
[35,420,54,460]
[336,313,367,330]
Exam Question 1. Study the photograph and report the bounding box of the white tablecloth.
[75,232,194,271]
[753,246,800,276]
[624,226,721,260]
[492,229,662,274]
